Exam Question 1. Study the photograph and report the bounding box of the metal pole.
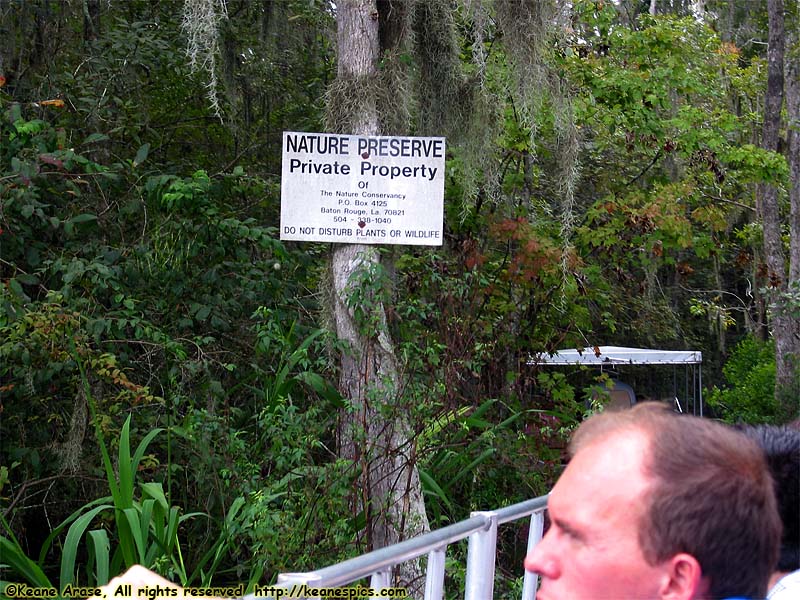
[683,365,689,415]
[464,511,498,600]
[275,573,323,600]
[424,547,446,600]
[521,511,545,600]
[699,364,703,417]
[370,571,391,596]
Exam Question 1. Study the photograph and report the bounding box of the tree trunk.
[784,17,800,418]
[759,0,798,418]
[332,1,429,594]
[83,0,101,43]
[787,24,800,284]
[759,0,783,279]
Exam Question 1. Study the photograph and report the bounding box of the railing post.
[698,365,703,417]
[424,547,446,600]
[464,511,498,600]
[370,570,391,597]
[276,573,323,599]
[521,511,544,600]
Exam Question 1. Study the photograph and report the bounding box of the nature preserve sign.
[280,131,445,245]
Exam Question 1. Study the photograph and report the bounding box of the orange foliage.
[490,218,561,283]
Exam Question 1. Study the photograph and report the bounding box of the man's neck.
[769,570,790,591]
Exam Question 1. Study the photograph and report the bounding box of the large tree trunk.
[784,17,800,418]
[332,1,429,595]
[759,0,798,418]
[787,21,800,284]
[759,0,784,298]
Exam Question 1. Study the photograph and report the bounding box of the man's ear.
[658,553,707,600]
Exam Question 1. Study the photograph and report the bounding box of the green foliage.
[1,6,335,582]
[420,400,520,524]
[169,393,353,579]
[345,258,393,338]
[252,311,342,409]
[706,337,780,424]
[555,4,791,351]
[0,414,211,596]
[392,241,577,523]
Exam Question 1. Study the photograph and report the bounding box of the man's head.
[524,402,781,600]
[739,424,800,574]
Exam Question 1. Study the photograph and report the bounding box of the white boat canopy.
[529,346,702,366]
[528,345,704,415]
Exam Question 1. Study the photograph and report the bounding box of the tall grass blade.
[186,498,245,586]
[418,468,454,513]
[140,482,168,512]
[139,499,155,557]
[118,417,134,509]
[452,447,496,486]
[113,421,162,569]
[162,507,180,557]
[245,561,265,595]
[87,530,110,585]
[131,429,163,479]
[0,536,52,588]
[121,508,146,564]
[59,504,113,591]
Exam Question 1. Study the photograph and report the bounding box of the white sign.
[280,131,445,245]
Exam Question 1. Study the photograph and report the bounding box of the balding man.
[524,402,781,600]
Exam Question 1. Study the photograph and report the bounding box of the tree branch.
[625,150,662,186]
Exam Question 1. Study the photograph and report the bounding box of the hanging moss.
[181,0,228,118]
[494,0,555,129]
[376,0,416,135]
[325,73,380,134]
[324,0,580,228]
[411,0,501,208]
[493,0,582,297]
[413,0,466,137]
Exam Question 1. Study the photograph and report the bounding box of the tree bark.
[784,16,800,419]
[787,24,800,284]
[332,1,429,594]
[759,0,784,292]
[759,0,798,418]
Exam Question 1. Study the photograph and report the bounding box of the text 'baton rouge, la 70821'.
[280,131,445,246]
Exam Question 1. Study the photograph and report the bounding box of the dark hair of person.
[570,402,781,600]
[739,424,800,572]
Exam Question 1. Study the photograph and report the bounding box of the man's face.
[524,429,669,600]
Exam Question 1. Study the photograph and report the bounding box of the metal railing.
[247,494,548,600]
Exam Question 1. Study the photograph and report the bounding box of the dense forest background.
[1,0,798,596]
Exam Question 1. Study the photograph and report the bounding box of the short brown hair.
[570,403,781,599]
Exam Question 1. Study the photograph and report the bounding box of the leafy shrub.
[706,336,780,424]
